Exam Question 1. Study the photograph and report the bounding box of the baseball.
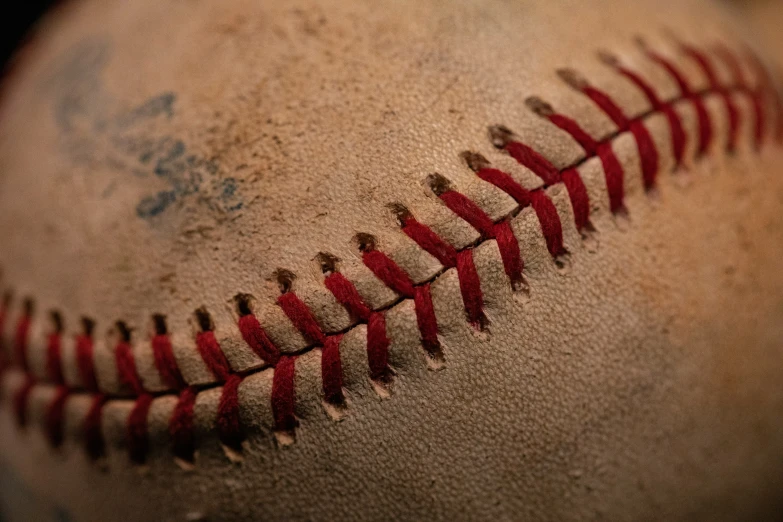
[1,0,782,520]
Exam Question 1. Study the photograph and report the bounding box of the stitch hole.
[152,314,168,335]
[556,68,588,90]
[425,173,453,197]
[314,253,339,275]
[80,317,96,337]
[115,321,132,342]
[488,125,515,149]
[459,151,491,172]
[49,311,64,333]
[233,293,254,317]
[524,96,555,117]
[388,203,412,227]
[274,269,296,295]
[21,297,34,317]
[354,233,377,253]
[554,253,573,274]
[597,50,620,67]
[1,291,11,310]
[193,308,213,333]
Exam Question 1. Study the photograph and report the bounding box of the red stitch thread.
[278,292,327,346]
[324,272,372,321]
[362,250,416,298]
[682,44,740,151]
[529,192,565,256]
[13,376,35,427]
[169,385,198,461]
[216,373,244,449]
[747,50,774,147]
[492,221,524,284]
[45,385,69,448]
[151,334,187,390]
[45,332,64,385]
[413,284,440,357]
[115,340,146,395]
[83,394,106,459]
[75,334,99,392]
[503,141,561,185]
[438,190,496,238]
[597,142,626,213]
[127,393,153,463]
[716,45,766,148]
[237,314,281,366]
[14,315,31,372]
[367,312,391,381]
[547,114,598,154]
[321,335,344,404]
[271,356,297,432]
[195,331,232,382]
[475,167,533,206]
[606,60,687,165]
[400,217,458,268]
[455,250,486,328]
[561,169,591,230]
[644,48,713,155]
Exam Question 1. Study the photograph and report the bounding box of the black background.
[1,1,54,71]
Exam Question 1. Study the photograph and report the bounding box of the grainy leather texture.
[1,0,783,521]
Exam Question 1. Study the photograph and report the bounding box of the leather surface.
[1,0,783,520]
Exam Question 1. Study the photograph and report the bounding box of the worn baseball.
[1,0,783,520]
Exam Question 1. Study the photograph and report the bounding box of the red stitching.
[643,47,713,155]
[151,333,187,390]
[13,375,34,427]
[45,332,64,384]
[14,314,31,372]
[237,314,281,366]
[216,373,244,449]
[83,394,106,459]
[115,340,146,396]
[75,333,99,392]
[321,334,344,405]
[195,331,232,382]
[362,249,416,298]
[278,292,328,346]
[169,385,198,461]
[0,39,778,463]
[324,272,373,321]
[271,356,297,432]
[127,393,154,463]
[45,385,68,448]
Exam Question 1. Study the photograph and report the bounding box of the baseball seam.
[1,38,781,465]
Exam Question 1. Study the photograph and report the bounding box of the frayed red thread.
[278,292,327,346]
[561,169,591,230]
[362,250,416,298]
[169,386,198,462]
[216,374,244,449]
[503,141,561,185]
[127,393,154,464]
[151,334,186,390]
[596,142,626,213]
[14,315,31,372]
[195,331,232,382]
[237,314,280,366]
[271,356,297,432]
[324,272,372,322]
[75,334,99,392]
[413,284,440,356]
[45,332,64,385]
[45,386,69,448]
[367,312,391,381]
[321,335,344,404]
[13,376,35,427]
[400,217,458,268]
[455,250,486,328]
[83,394,106,459]
[115,341,146,395]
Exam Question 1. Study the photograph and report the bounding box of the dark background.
[1,1,54,71]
